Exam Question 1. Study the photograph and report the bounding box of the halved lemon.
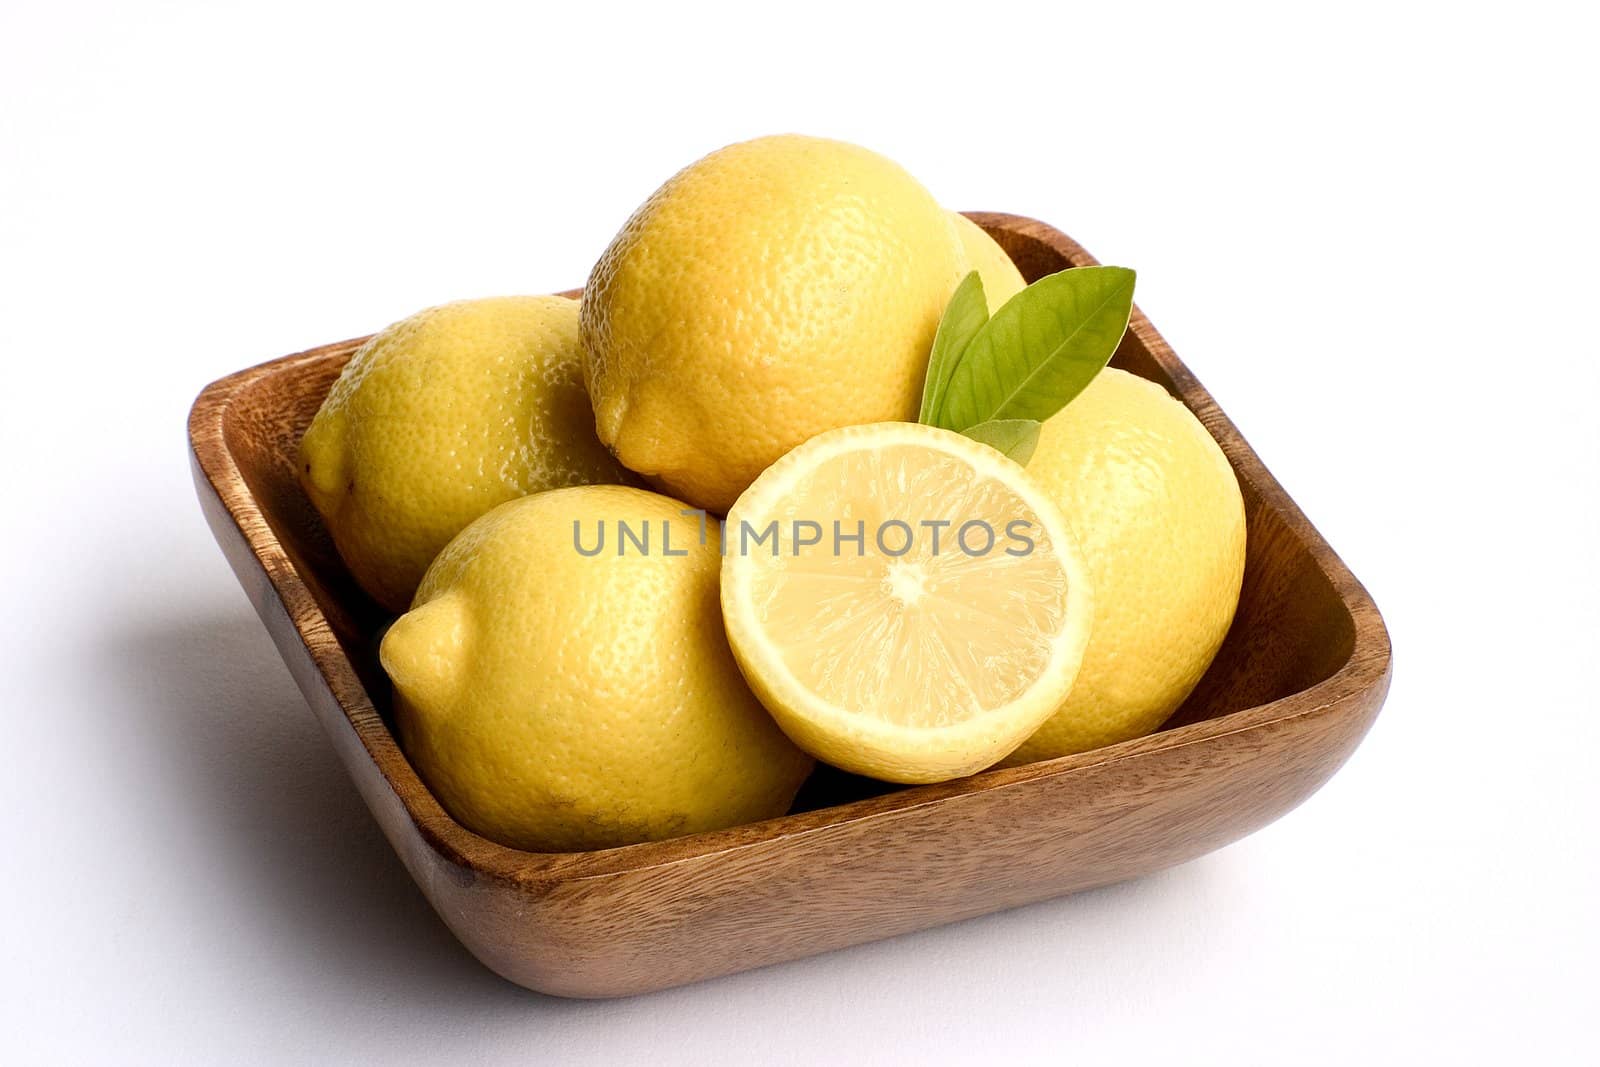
[721,422,1094,783]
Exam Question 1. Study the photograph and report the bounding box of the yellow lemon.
[580,134,967,513]
[951,211,1027,312]
[381,485,813,852]
[1003,368,1246,764]
[721,422,1094,784]
[299,296,635,612]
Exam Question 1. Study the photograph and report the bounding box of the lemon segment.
[721,423,1094,784]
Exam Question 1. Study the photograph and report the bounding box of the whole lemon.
[1003,368,1247,763]
[381,485,814,852]
[299,296,635,612]
[580,134,967,513]
[951,211,1027,312]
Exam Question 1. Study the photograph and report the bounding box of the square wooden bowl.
[188,213,1391,998]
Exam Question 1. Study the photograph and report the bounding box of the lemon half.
[720,422,1094,784]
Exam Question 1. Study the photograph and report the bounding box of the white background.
[3,1,1596,1063]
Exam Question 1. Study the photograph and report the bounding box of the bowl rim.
[187,212,1391,890]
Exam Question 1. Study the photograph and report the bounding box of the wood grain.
[187,213,1391,997]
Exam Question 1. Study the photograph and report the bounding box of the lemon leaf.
[937,266,1135,431]
[917,270,989,424]
[961,419,1041,465]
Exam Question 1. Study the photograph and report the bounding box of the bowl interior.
[219,241,1357,816]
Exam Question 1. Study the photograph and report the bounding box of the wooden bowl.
[188,213,1390,998]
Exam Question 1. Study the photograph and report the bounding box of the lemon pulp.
[722,423,1093,783]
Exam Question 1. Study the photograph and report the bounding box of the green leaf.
[937,266,1135,432]
[917,270,989,424]
[961,418,1042,465]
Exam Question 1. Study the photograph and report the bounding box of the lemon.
[381,485,813,852]
[951,211,1027,312]
[720,422,1094,784]
[1003,368,1246,764]
[299,296,635,612]
[581,134,967,513]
